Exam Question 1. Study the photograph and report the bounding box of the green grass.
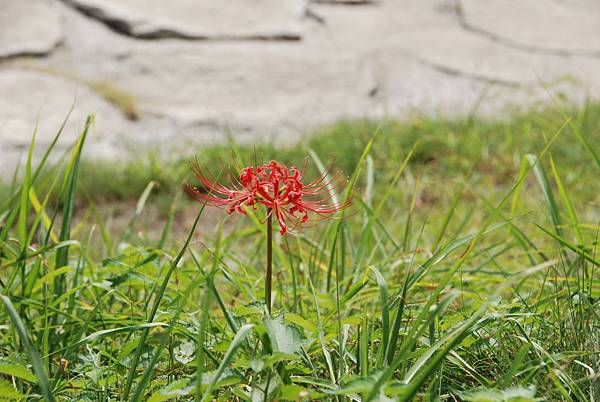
[1,99,600,401]
[17,98,596,210]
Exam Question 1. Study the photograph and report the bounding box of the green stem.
[263,368,273,402]
[266,210,273,314]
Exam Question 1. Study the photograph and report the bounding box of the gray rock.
[0,69,140,176]
[398,24,600,95]
[3,0,600,179]
[63,0,307,39]
[113,43,377,138]
[0,0,62,59]
[459,0,600,55]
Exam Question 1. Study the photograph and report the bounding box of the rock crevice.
[60,0,307,40]
[453,0,600,58]
[418,58,522,88]
[0,0,63,59]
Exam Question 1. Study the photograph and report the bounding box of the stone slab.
[398,25,600,95]
[119,44,376,132]
[63,0,307,39]
[0,69,140,176]
[460,0,600,55]
[3,0,600,179]
[0,0,62,58]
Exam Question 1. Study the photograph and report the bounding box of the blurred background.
[1,0,600,178]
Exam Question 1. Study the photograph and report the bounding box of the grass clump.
[37,100,599,210]
[1,101,600,400]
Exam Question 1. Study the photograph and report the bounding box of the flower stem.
[266,209,273,314]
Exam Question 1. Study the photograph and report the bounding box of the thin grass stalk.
[201,324,254,402]
[54,115,92,299]
[284,236,299,313]
[369,119,570,400]
[122,205,206,399]
[196,278,213,401]
[1,294,56,402]
[266,210,273,314]
[129,273,204,402]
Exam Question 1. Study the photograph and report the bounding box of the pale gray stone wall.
[1,0,599,175]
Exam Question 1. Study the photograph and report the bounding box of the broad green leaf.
[0,362,37,383]
[285,313,318,333]
[148,379,194,402]
[263,315,306,355]
[460,385,541,402]
[201,368,242,389]
[279,384,315,401]
[332,371,383,395]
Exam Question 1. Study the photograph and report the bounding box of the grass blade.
[0,294,55,402]
[54,115,93,297]
[370,266,389,366]
[201,324,254,402]
[129,274,204,402]
[123,204,206,399]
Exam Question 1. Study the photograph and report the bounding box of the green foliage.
[460,385,541,402]
[1,101,600,400]
[0,378,26,400]
[7,100,598,211]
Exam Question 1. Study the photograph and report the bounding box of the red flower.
[186,159,350,235]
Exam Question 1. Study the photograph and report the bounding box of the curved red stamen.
[186,159,350,235]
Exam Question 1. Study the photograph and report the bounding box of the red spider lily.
[185,159,350,235]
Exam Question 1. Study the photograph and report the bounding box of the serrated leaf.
[0,362,37,383]
[0,378,25,400]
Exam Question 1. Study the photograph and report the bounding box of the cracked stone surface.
[0,69,142,175]
[401,25,600,93]
[2,0,600,177]
[115,44,378,135]
[0,0,62,58]
[459,0,600,55]
[62,0,307,39]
